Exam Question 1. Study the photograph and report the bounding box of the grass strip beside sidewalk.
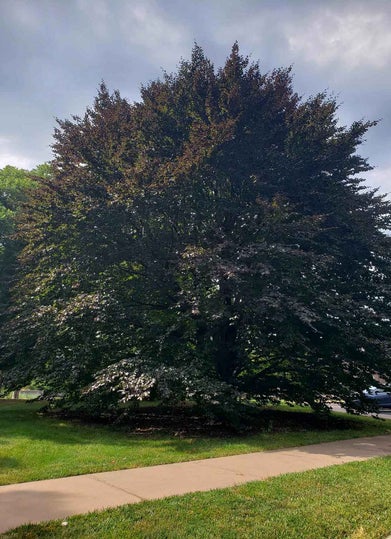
[4,456,391,539]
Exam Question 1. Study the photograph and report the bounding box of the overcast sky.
[1,0,390,193]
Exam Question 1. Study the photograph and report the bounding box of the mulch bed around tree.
[46,404,363,437]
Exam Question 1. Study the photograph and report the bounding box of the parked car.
[361,386,391,409]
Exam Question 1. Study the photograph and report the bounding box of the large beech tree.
[2,45,391,415]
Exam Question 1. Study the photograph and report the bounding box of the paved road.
[1,435,391,534]
[332,404,391,420]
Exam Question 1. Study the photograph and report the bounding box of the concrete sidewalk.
[1,434,391,534]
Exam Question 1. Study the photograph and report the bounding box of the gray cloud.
[0,0,389,194]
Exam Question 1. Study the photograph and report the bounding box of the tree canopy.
[1,44,391,419]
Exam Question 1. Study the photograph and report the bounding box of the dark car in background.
[361,387,391,409]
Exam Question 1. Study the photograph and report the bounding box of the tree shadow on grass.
[1,401,390,457]
[0,457,19,470]
[1,401,391,491]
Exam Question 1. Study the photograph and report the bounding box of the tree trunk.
[215,322,238,383]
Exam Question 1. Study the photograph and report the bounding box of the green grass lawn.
[1,400,391,486]
[4,456,391,538]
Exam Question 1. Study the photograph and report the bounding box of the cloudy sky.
[1,0,390,193]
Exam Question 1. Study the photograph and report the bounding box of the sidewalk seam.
[90,476,146,502]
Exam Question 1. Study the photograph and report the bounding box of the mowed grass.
[5,456,391,539]
[1,400,391,486]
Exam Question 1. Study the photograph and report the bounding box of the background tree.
[2,45,391,419]
[0,165,45,314]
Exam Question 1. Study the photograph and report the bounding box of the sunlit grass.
[6,456,391,538]
[1,400,390,486]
